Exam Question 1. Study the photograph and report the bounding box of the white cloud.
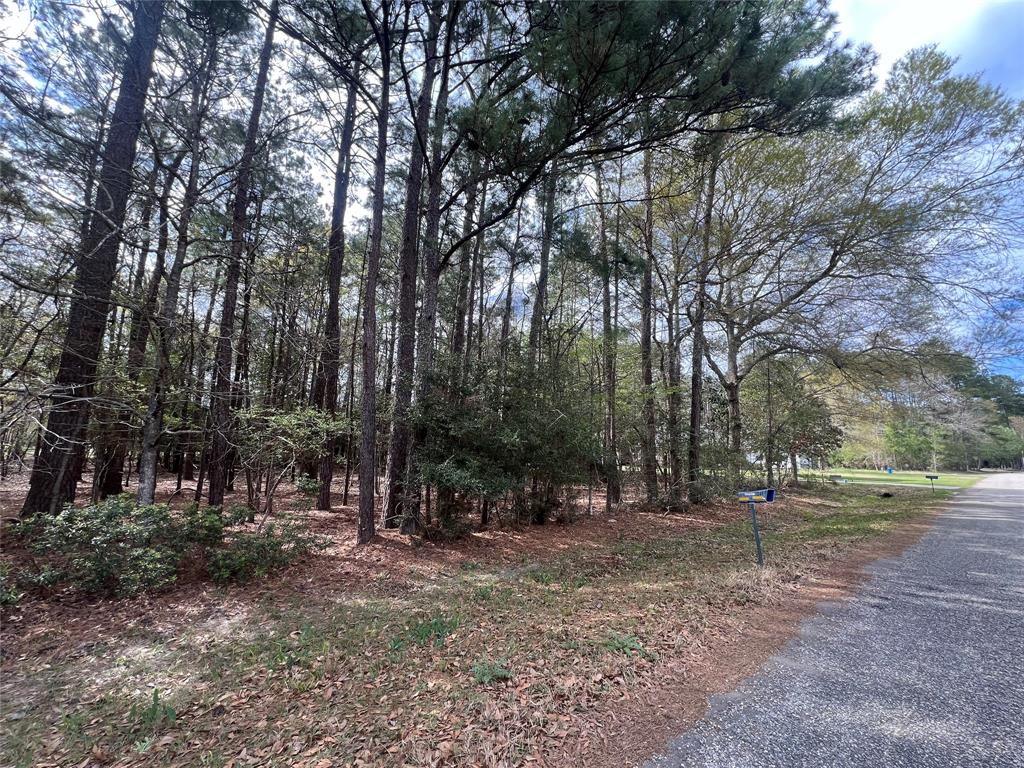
[832,0,986,86]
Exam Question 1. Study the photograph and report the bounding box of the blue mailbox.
[737,488,776,566]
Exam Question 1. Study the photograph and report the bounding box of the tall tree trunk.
[449,168,481,390]
[22,0,165,517]
[128,165,159,286]
[765,354,775,488]
[462,194,488,383]
[666,258,683,503]
[94,160,164,499]
[405,1,459,533]
[343,251,366,507]
[232,197,263,415]
[686,140,720,506]
[314,75,359,511]
[383,3,442,528]
[640,150,658,503]
[725,330,742,455]
[527,170,556,376]
[137,31,219,505]
[207,0,278,507]
[496,210,522,405]
[125,159,172,375]
[191,266,221,500]
[357,1,393,544]
[595,166,620,508]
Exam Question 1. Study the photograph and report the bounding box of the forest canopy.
[1,0,1022,542]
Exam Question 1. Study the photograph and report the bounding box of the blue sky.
[835,2,1024,380]
[833,0,1024,97]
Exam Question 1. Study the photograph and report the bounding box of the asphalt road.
[644,472,1024,768]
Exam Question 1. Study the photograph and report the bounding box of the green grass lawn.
[804,467,982,489]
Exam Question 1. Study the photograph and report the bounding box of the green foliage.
[129,689,176,731]
[294,475,320,497]
[0,157,33,223]
[209,523,326,584]
[0,563,24,608]
[834,345,1023,471]
[471,659,512,685]
[408,614,460,647]
[742,357,843,477]
[29,496,185,597]
[181,504,226,548]
[186,0,249,37]
[234,407,342,470]
[561,225,644,280]
[884,420,934,469]
[20,496,324,597]
[14,564,63,591]
[602,631,655,661]
[413,356,600,520]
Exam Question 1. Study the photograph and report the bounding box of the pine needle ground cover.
[1,485,950,768]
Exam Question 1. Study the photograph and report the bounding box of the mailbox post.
[925,475,939,493]
[737,488,776,567]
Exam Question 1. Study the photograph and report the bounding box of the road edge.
[558,495,958,768]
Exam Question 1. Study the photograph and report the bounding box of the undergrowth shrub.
[0,563,24,608]
[181,505,225,547]
[209,523,326,584]
[29,496,184,596]
[294,474,320,497]
[19,495,325,598]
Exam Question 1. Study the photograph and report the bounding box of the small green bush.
[29,496,185,596]
[209,523,326,584]
[294,475,320,497]
[0,564,24,608]
[130,688,176,730]
[20,496,325,598]
[224,503,253,525]
[603,631,656,661]
[181,505,225,548]
[15,563,63,591]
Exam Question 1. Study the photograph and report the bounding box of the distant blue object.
[737,488,776,566]
[888,467,894,475]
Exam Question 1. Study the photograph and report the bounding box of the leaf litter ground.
[0,477,950,767]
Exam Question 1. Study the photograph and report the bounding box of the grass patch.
[471,659,513,685]
[128,689,176,731]
[602,631,656,661]
[409,614,460,647]
[805,468,980,488]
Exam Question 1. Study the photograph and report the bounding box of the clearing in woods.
[804,468,981,489]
